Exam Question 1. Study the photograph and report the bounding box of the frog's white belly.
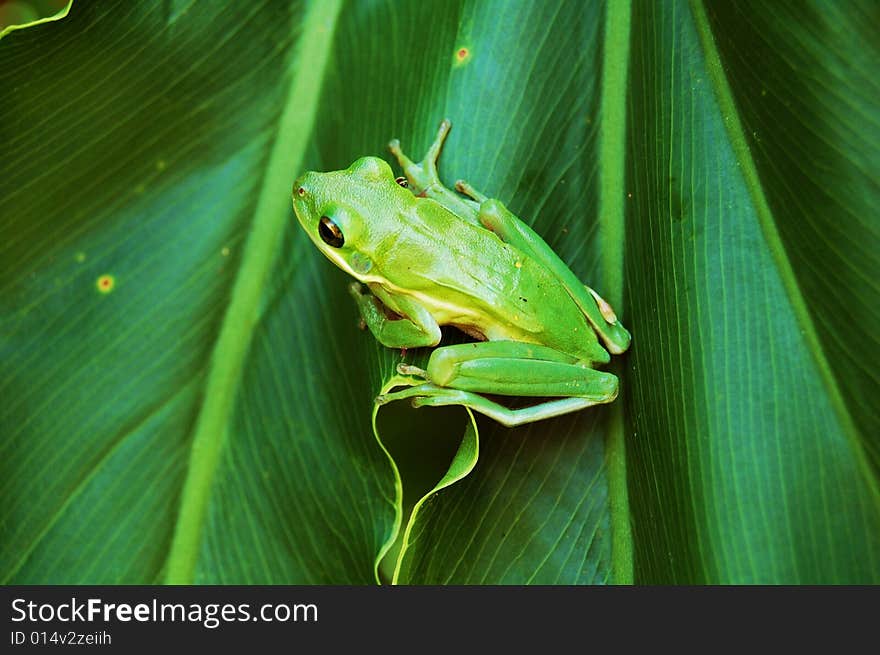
[365,269,593,357]
[402,284,544,344]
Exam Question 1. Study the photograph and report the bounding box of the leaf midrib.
[599,0,635,585]
[162,0,345,584]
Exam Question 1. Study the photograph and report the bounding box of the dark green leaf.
[624,0,879,583]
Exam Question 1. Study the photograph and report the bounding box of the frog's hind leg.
[376,341,619,427]
[476,199,631,354]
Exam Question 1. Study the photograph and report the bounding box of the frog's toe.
[397,363,428,378]
[455,179,487,202]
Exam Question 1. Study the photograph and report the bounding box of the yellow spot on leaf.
[75,252,86,263]
[453,46,471,66]
[96,274,116,294]
[221,246,230,257]
[156,159,167,171]
[514,261,522,268]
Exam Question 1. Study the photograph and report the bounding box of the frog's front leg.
[349,283,441,349]
[376,341,618,427]
[388,119,481,225]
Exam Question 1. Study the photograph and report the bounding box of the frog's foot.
[454,179,488,203]
[388,119,451,196]
[375,382,442,407]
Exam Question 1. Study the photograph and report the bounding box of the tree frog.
[292,119,631,427]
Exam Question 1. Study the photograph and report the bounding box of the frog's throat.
[322,247,365,281]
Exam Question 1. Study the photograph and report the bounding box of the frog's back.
[388,203,610,364]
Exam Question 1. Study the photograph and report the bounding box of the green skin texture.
[292,120,631,427]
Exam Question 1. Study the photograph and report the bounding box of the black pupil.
[319,216,344,247]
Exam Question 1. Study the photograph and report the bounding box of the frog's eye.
[394,176,408,188]
[318,216,344,248]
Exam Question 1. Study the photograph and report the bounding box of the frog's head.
[292,156,410,280]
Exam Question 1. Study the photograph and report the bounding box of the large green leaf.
[622,0,879,583]
[1,0,877,584]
